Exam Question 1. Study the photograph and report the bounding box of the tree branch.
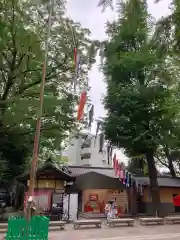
[14,68,42,82]
[1,52,11,66]
[1,0,17,101]
[16,51,73,95]
[154,154,169,168]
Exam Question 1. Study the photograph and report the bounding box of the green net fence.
[6,216,49,240]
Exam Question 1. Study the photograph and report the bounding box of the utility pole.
[27,0,53,220]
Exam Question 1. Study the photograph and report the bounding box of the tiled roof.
[68,166,117,178]
[69,166,180,187]
[17,161,73,180]
[18,160,180,188]
[134,176,180,187]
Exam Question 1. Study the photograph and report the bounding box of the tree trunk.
[164,145,176,177]
[146,150,161,217]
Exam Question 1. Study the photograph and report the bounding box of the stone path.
[48,223,180,240]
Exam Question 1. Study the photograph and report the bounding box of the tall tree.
[0,0,98,180]
[103,0,178,216]
[152,0,180,177]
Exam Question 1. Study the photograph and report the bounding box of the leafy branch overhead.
[0,0,98,181]
[0,0,98,138]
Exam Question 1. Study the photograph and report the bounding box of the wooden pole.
[27,0,53,220]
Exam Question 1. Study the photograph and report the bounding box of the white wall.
[67,133,112,167]
[67,138,82,165]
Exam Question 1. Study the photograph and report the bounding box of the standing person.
[104,202,109,219]
[106,201,112,221]
[111,197,117,219]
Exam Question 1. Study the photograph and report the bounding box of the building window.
[81,153,91,160]
[81,139,91,149]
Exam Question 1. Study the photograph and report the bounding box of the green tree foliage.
[126,153,148,176]
[0,0,98,181]
[97,0,114,11]
[150,0,180,177]
[103,0,180,216]
[98,0,180,180]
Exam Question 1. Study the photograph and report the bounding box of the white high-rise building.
[67,132,113,167]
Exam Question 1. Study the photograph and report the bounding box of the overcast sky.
[66,0,171,162]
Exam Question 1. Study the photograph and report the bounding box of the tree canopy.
[102,0,180,215]
[0,0,98,181]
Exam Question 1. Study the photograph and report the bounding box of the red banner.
[77,91,87,121]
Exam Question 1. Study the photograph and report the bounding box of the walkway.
[49,223,180,240]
